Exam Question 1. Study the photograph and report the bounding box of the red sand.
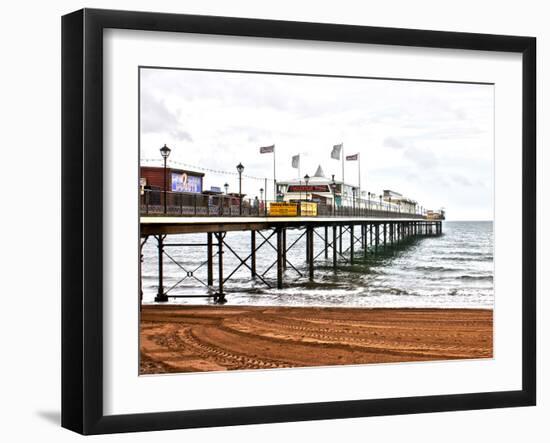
[140,305,493,374]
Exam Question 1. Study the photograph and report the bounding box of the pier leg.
[390,223,394,247]
[283,228,287,269]
[350,225,354,264]
[397,223,400,244]
[215,232,226,302]
[155,235,168,302]
[207,232,213,286]
[250,230,256,278]
[363,225,367,258]
[375,224,379,254]
[383,223,387,250]
[277,228,284,289]
[307,226,314,281]
[139,236,149,310]
[369,224,373,253]
[339,226,343,254]
[332,225,337,268]
[324,226,329,259]
[305,227,310,264]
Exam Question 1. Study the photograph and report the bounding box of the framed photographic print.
[61,8,536,435]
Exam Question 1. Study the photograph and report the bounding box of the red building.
[140,166,204,194]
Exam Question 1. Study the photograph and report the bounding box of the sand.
[140,305,493,374]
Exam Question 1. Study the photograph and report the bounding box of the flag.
[260,144,275,154]
[291,154,300,169]
[331,143,342,160]
[346,153,359,161]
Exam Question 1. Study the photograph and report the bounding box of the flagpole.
[358,153,361,209]
[341,142,345,187]
[298,157,302,201]
[273,149,276,201]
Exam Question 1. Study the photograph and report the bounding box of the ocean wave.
[456,274,494,281]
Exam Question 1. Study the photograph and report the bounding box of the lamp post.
[368,192,371,211]
[304,174,310,201]
[352,187,357,216]
[330,174,337,216]
[236,162,244,215]
[379,194,382,210]
[160,144,171,214]
[224,182,229,194]
[259,188,265,216]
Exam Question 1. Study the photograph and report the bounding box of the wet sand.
[140,305,493,374]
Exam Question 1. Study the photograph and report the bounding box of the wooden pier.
[140,215,443,303]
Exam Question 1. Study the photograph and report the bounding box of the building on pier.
[382,190,418,214]
[276,165,356,207]
[426,209,446,220]
[140,166,205,194]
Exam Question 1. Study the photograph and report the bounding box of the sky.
[140,68,494,220]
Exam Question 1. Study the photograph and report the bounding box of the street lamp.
[260,187,264,202]
[352,187,357,215]
[330,174,337,216]
[224,182,229,194]
[303,174,310,201]
[367,192,371,211]
[236,162,244,215]
[160,144,171,214]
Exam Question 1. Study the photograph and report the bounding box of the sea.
[141,221,494,309]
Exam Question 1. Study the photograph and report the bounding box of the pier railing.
[140,189,428,219]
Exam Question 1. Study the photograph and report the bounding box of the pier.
[140,213,443,303]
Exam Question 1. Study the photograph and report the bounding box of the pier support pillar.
[307,226,314,281]
[282,228,287,269]
[350,225,354,264]
[276,228,284,289]
[363,225,368,258]
[155,235,168,302]
[250,230,256,278]
[375,223,379,254]
[339,226,343,254]
[215,232,226,302]
[207,232,213,286]
[369,224,373,253]
[383,223,387,250]
[324,226,329,259]
[332,225,337,268]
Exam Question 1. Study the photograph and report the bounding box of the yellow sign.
[300,202,318,216]
[268,202,298,216]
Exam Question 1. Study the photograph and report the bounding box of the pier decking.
[140,214,443,303]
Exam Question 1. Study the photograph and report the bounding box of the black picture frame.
[61,8,536,435]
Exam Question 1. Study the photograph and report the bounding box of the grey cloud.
[450,174,473,187]
[402,146,438,169]
[383,136,406,149]
[141,90,193,142]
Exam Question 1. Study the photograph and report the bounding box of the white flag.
[291,154,300,169]
[331,143,342,160]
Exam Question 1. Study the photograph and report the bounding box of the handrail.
[139,189,441,219]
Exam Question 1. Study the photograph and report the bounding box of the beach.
[140,305,493,374]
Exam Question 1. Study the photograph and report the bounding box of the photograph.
[138,67,494,375]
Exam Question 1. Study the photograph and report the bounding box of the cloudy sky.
[140,68,494,220]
